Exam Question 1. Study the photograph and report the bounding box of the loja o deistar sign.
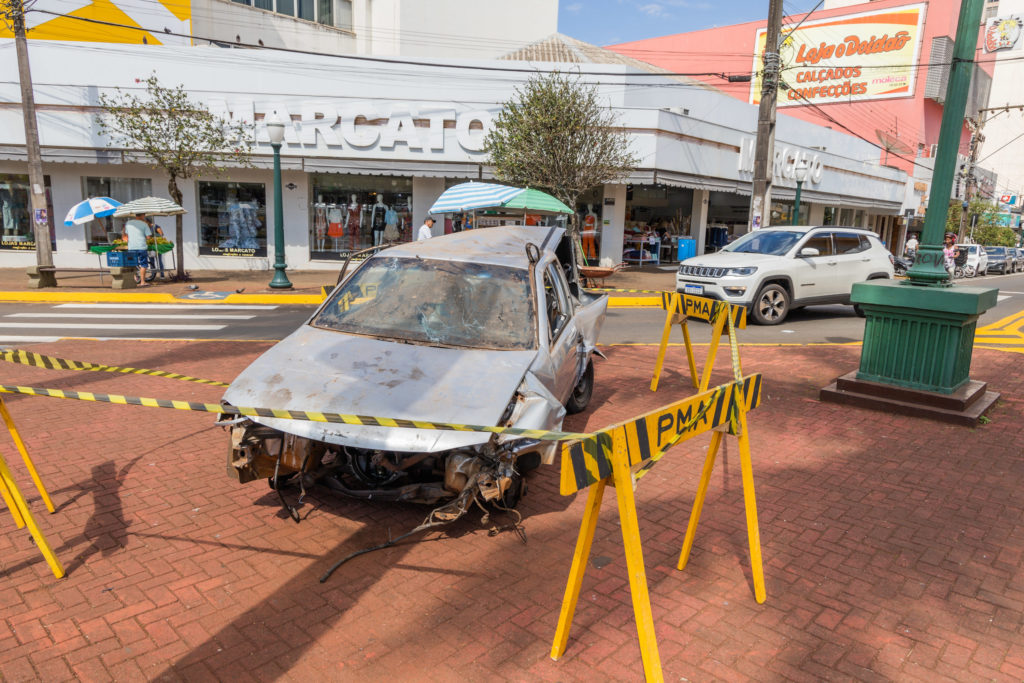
[751,3,926,107]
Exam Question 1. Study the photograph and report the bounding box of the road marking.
[0,323,226,331]
[54,303,278,310]
[6,313,255,320]
[0,337,62,343]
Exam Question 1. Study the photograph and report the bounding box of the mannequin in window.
[383,202,399,242]
[326,201,344,251]
[582,204,599,262]
[370,195,388,246]
[345,193,362,250]
[220,190,261,250]
[313,195,328,252]
[0,182,13,236]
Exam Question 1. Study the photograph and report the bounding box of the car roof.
[758,225,877,235]
[382,225,565,269]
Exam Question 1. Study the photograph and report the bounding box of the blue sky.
[558,0,804,47]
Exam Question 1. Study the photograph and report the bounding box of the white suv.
[676,226,894,325]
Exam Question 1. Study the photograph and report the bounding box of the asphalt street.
[0,270,1022,346]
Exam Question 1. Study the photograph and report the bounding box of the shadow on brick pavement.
[0,338,1022,681]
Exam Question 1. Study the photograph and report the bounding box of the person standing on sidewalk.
[943,232,959,279]
[417,216,435,241]
[123,213,152,286]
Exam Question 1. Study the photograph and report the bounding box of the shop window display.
[82,176,152,246]
[0,173,54,251]
[309,173,412,260]
[622,184,693,263]
[198,181,267,257]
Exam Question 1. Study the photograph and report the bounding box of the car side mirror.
[799,247,820,257]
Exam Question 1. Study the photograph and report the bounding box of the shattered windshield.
[313,256,536,350]
[723,230,806,256]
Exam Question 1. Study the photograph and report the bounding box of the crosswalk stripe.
[6,313,255,320]
[53,303,278,310]
[0,323,226,331]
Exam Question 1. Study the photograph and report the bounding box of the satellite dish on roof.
[875,129,914,155]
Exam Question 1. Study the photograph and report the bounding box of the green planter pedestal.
[820,280,1000,425]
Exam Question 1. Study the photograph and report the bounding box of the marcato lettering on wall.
[208,99,495,154]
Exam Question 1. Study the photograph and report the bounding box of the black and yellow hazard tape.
[0,383,591,442]
[0,349,230,387]
[585,287,665,294]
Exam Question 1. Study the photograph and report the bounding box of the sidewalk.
[0,339,1021,681]
[0,264,677,306]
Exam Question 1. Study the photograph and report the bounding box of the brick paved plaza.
[1,339,1022,681]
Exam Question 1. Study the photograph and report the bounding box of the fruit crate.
[106,250,144,267]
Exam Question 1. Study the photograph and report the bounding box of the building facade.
[0,39,907,271]
[0,0,558,59]
[610,0,1006,249]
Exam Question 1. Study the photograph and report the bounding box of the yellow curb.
[0,291,324,305]
[607,296,661,308]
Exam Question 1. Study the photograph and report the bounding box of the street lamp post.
[266,111,293,289]
[792,159,809,225]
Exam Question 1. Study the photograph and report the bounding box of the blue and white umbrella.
[63,197,123,226]
[429,182,572,215]
[429,182,530,214]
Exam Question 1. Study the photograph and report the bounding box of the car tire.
[752,284,789,325]
[566,361,594,415]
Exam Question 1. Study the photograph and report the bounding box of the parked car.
[675,226,893,325]
[1013,247,1024,271]
[221,226,607,517]
[984,246,1013,274]
[956,244,988,277]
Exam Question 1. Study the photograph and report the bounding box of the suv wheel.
[752,284,789,325]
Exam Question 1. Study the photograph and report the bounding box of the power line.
[976,131,1024,165]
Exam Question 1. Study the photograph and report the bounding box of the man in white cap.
[417,216,435,241]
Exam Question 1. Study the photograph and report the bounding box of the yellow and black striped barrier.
[552,308,765,681]
[659,292,746,329]
[0,384,590,442]
[559,374,761,495]
[584,287,665,294]
[0,349,230,387]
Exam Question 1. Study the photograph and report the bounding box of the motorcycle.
[893,252,914,276]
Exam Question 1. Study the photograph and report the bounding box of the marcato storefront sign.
[750,3,925,107]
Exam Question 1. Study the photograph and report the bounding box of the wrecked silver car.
[221,226,607,517]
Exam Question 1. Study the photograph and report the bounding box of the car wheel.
[566,361,594,415]
[752,284,789,325]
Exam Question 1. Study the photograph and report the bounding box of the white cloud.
[565,2,583,11]
[638,3,668,16]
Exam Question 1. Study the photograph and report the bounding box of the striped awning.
[113,196,187,218]
[429,182,572,215]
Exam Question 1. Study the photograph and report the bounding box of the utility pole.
[748,0,784,232]
[3,0,53,270]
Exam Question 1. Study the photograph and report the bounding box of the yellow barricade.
[651,292,747,393]
[552,306,763,683]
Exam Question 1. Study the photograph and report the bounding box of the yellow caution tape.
[586,287,665,294]
[0,349,230,387]
[0,383,591,442]
[559,374,762,495]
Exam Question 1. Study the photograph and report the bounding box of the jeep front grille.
[679,265,727,278]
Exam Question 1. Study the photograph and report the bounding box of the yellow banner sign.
[560,374,762,495]
[751,3,925,107]
[0,0,192,46]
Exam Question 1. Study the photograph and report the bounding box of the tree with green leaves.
[484,72,638,261]
[96,74,252,279]
[945,197,1016,246]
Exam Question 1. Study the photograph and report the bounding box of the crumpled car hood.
[222,324,538,452]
